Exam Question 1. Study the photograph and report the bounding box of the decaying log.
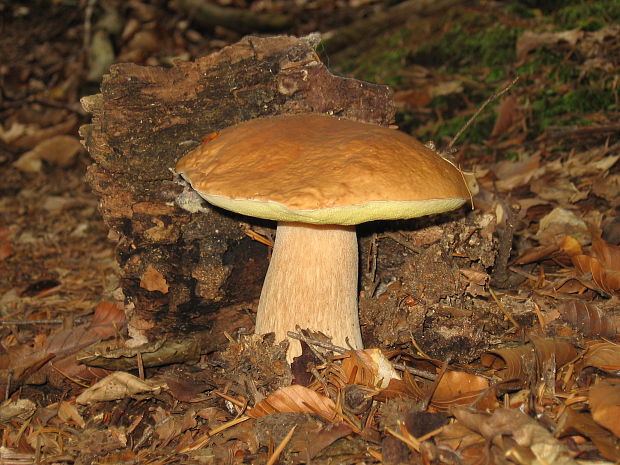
[80,35,395,354]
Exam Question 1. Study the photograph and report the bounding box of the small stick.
[286,331,437,381]
[266,425,297,465]
[488,287,521,329]
[447,75,520,151]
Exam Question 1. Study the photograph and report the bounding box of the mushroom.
[175,114,471,360]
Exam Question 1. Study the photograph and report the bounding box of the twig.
[488,287,521,329]
[266,425,297,465]
[0,316,89,326]
[286,331,437,381]
[421,356,451,411]
[447,75,520,151]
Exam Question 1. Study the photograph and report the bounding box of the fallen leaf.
[558,300,616,339]
[493,153,545,192]
[481,337,577,388]
[516,29,583,61]
[589,379,620,438]
[57,400,85,428]
[580,342,620,374]
[453,406,579,465]
[246,385,337,420]
[556,407,620,461]
[536,207,589,246]
[76,371,163,404]
[341,349,401,389]
[12,135,83,173]
[491,96,520,138]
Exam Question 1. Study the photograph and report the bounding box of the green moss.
[333,28,411,86]
[531,86,615,130]
[411,23,521,72]
[506,2,537,18]
[555,1,620,30]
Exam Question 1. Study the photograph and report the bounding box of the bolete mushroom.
[175,114,471,360]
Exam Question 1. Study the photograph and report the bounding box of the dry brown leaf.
[557,300,617,339]
[76,371,164,404]
[452,406,578,465]
[0,398,36,423]
[140,264,169,294]
[556,407,620,461]
[516,29,583,61]
[572,232,620,295]
[341,349,400,389]
[581,342,620,373]
[12,135,83,173]
[572,254,620,295]
[57,400,85,428]
[589,379,620,438]
[492,153,545,192]
[152,407,197,448]
[491,96,520,138]
[560,235,583,256]
[431,371,497,412]
[289,422,353,460]
[514,244,558,265]
[246,385,337,420]
[481,337,577,387]
[536,208,589,246]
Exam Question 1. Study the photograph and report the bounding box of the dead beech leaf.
[57,400,85,428]
[493,153,545,192]
[572,254,620,296]
[76,371,163,404]
[560,235,583,257]
[516,29,583,61]
[431,371,497,412]
[140,264,169,294]
[589,379,620,438]
[572,232,620,295]
[246,385,337,420]
[556,407,620,461]
[452,406,578,465]
[341,349,400,389]
[0,399,36,423]
[581,342,620,373]
[289,422,353,460]
[433,371,489,398]
[491,96,520,138]
[558,300,616,339]
[514,244,558,265]
[481,337,577,387]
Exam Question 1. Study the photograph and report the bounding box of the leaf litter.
[1,1,620,464]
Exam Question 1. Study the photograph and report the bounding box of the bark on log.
[80,35,395,354]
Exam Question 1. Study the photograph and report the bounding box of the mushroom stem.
[255,221,362,360]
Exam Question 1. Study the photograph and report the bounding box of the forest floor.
[1,0,619,464]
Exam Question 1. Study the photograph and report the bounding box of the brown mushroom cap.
[175,114,470,225]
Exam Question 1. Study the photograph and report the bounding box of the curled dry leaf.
[57,400,85,428]
[572,233,620,296]
[246,385,337,420]
[580,342,620,374]
[453,407,579,465]
[557,300,617,339]
[589,379,620,439]
[556,407,620,461]
[431,371,497,412]
[341,349,400,389]
[76,371,164,404]
[481,337,577,387]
